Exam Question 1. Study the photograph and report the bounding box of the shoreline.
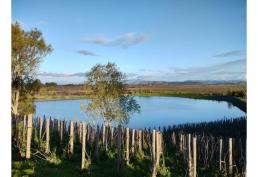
[34,93,246,113]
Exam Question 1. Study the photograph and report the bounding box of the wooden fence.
[12,115,246,177]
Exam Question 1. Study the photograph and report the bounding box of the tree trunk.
[26,114,33,159]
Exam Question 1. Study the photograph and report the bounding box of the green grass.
[12,146,189,177]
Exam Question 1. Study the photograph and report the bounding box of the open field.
[37,84,246,97]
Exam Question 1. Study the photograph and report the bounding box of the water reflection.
[35,96,246,128]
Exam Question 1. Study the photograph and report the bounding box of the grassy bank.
[134,92,246,113]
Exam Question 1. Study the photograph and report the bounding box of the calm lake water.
[35,96,246,128]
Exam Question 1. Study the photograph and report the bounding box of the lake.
[35,96,246,128]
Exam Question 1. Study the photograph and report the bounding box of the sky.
[12,0,246,84]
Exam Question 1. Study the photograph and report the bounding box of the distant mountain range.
[124,79,246,85]
[55,79,246,86]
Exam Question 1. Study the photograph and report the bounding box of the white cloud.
[135,59,246,81]
[81,32,149,48]
[213,50,245,58]
[76,50,98,56]
[37,59,246,84]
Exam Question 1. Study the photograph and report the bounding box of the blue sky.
[12,0,246,84]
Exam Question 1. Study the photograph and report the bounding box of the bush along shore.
[12,116,246,177]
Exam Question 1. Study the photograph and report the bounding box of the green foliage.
[12,21,52,115]
[45,82,58,87]
[157,166,172,177]
[81,62,140,125]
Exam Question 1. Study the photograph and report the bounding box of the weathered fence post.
[125,127,130,164]
[95,125,100,161]
[192,136,197,177]
[111,127,114,147]
[39,117,43,142]
[180,133,183,153]
[60,120,63,144]
[81,122,86,170]
[69,120,74,155]
[151,129,156,177]
[187,134,192,177]
[45,118,50,154]
[172,132,176,146]
[155,131,161,167]
[117,125,123,175]
[228,138,233,175]
[219,138,223,171]
[23,115,27,143]
[102,124,105,147]
[25,114,33,159]
[139,130,142,152]
[131,129,135,154]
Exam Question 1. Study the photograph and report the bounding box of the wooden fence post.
[151,129,156,177]
[102,124,105,147]
[69,120,74,155]
[229,138,233,175]
[187,134,192,177]
[81,122,86,170]
[23,115,27,143]
[26,114,33,159]
[60,120,63,144]
[131,129,135,154]
[45,118,50,154]
[139,130,142,152]
[94,125,100,161]
[125,127,130,164]
[180,134,183,153]
[192,136,197,177]
[155,131,161,167]
[39,117,43,142]
[117,125,122,175]
[172,132,176,146]
[111,127,114,147]
[219,138,223,171]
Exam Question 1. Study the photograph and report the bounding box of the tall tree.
[81,62,140,126]
[81,63,140,174]
[12,22,52,116]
